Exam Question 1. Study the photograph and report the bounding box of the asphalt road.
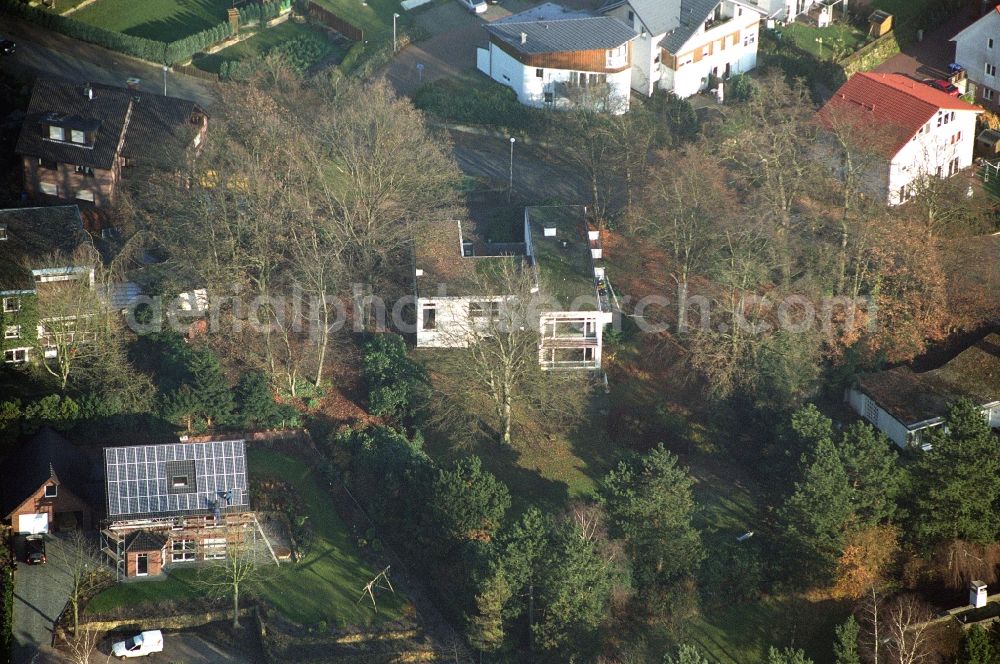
[0,15,215,108]
[91,632,249,664]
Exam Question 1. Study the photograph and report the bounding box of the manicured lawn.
[870,0,936,26]
[313,0,395,38]
[87,449,405,626]
[781,21,868,60]
[248,449,406,625]
[192,21,343,73]
[86,567,202,614]
[73,0,233,41]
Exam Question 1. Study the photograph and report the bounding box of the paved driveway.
[872,11,974,81]
[12,535,74,664]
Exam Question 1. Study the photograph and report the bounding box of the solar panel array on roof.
[105,440,248,518]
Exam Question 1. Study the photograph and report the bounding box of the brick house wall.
[114,512,254,577]
[6,476,92,532]
[126,548,164,577]
[22,156,118,207]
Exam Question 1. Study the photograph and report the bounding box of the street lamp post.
[162,65,168,96]
[393,13,400,52]
[508,137,516,203]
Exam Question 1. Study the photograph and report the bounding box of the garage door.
[17,513,49,534]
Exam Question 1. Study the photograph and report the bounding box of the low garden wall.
[838,30,900,77]
[74,607,252,634]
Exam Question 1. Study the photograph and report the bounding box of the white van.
[112,630,164,659]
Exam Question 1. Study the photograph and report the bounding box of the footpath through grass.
[73,0,233,41]
[88,448,404,626]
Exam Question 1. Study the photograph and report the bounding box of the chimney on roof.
[85,84,93,101]
[521,31,527,44]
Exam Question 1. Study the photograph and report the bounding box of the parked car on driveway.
[924,79,960,96]
[0,39,14,55]
[112,631,164,659]
[24,535,45,565]
[457,0,487,13]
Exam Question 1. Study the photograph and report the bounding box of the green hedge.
[0,0,259,65]
[0,563,12,664]
[413,76,554,134]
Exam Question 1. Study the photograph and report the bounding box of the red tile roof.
[817,72,982,158]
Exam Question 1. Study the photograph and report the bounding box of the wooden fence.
[307,1,364,42]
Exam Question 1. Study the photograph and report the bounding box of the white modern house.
[951,6,1000,113]
[600,0,764,98]
[750,0,822,21]
[413,207,614,370]
[477,3,638,113]
[847,334,1000,448]
[817,72,982,206]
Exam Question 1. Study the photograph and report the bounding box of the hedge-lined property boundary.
[0,0,286,65]
[0,551,13,664]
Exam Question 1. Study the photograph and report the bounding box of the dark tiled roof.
[488,3,636,54]
[125,530,168,553]
[1,428,91,517]
[659,0,764,53]
[16,77,205,171]
[0,205,89,291]
[859,333,1000,426]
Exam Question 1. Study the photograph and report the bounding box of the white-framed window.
[44,484,58,498]
[75,190,95,202]
[74,165,93,176]
[422,303,436,330]
[606,43,627,68]
[986,63,997,77]
[70,129,85,144]
[989,37,995,49]
[2,297,19,312]
[171,475,189,488]
[985,88,995,101]
[40,181,58,196]
[203,538,227,560]
[171,538,196,562]
[4,349,27,363]
[469,301,500,319]
[535,68,543,78]
[4,325,21,339]
[48,125,65,141]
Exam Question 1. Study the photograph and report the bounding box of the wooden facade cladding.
[490,37,632,73]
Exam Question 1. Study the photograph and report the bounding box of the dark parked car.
[25,535,46,565]
[925,79,960,96]
[0,40,15,55]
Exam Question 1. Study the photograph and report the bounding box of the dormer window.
[44,484,58,498]
[75,165,94,176]
[70,129,86,144]
[48,125,65,141]
[0,225,6,241]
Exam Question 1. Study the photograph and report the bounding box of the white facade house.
[817,72,983,206]
[477,4,637,113]
[847,333,1000,448]
[951,6,1000,113]
[414,207,614,370]
[601,0,764,98]
[0,206,94,364]
[750,0,822,21]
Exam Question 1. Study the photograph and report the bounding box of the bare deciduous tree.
[63,530,112,635]
[195,536,267,629]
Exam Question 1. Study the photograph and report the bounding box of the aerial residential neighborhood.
[0,0,998,662]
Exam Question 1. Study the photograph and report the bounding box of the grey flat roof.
[487,3,636,54]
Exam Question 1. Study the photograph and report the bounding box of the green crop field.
[73,0,234,42]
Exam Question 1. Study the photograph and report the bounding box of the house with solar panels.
[101,439,261,579]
